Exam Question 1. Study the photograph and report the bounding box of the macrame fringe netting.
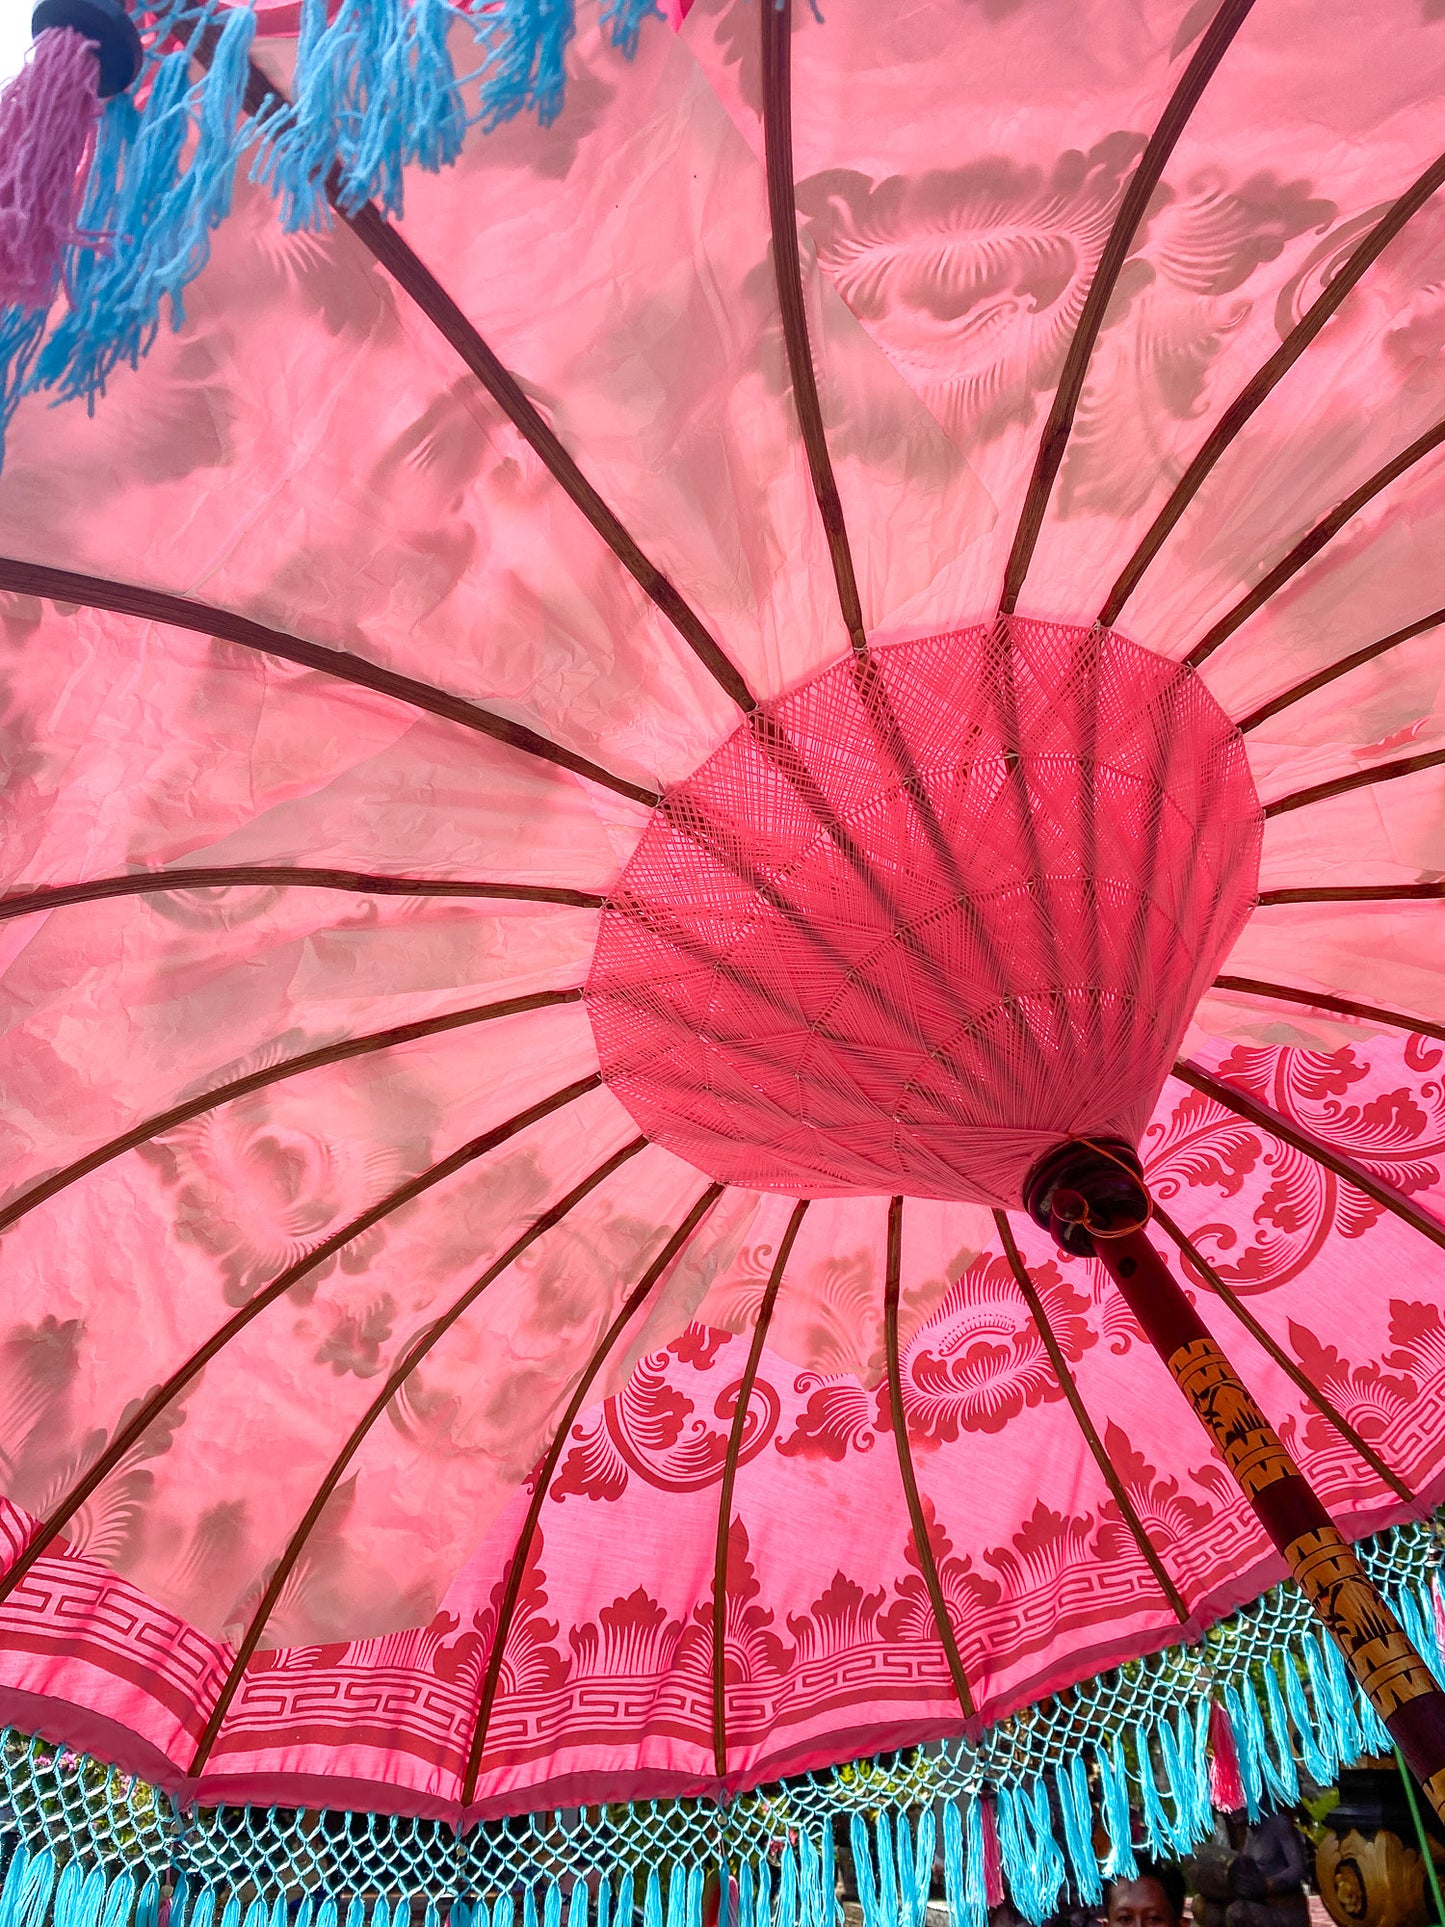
[0,1520,1438,1927]
[0,0,660,453]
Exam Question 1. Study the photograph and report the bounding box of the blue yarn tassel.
[1028,1779,1066,1921]
[1224,1685,1264,1820]
[798,1826,820,1927]
[874,1811,898,1927]
[600,0,663,59]
[189,1889,218,1927]
[0,1849,56,1927]
[754,1857,772,1927]
[1098,1743,1137,1879]
[911,1806,935,1927]
[850,1816,879,1927]
[99,1875,135,1927]
[42,5,256,406]
[1056,1757,1101,1903]
[1280,1650,1333,1789]
[942,1802,966,1927]
[776,1850,798,1927]
[1310,1630,1363,1766]
[568,1878,588,1927]
[963,1798,988,1927]
[543,1881,561,1927]
[1134,1726,1177,1857]
[737,1864,754,1927]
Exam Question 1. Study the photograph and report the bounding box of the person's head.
[1104,1862,1188,1927]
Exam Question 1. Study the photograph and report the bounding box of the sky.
[0,0,31,85]
[0,0,31,83]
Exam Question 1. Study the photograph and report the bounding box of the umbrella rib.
[1262,745,1445,817]
[998,0,1256,616]
[460,1181,726,1807]
[1257,885,1445,905]
[188,1133,652,1776]
[993,1211,1189,1622]
[0,1073,605,1613]
[1099,151,1445,627]
[0,557,659,808]
[1211,973,1445,1048]
[1173,1057,1445,1255]
[175,30,756,718]
[1185,415,1445,669]
[711,1197,809,1781]
[0,868,604,921]
[0,988,585,1237]
[1150,1200,1415,1505]
[754,0,1026,1057]
[882,1196,976,1719]
[759,0,865,653]
[1235,607,1445,733]
[341,206,757,716]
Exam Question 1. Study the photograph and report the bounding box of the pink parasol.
[0,0,1444,1850]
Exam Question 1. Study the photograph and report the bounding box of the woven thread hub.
[586,620,1262,1206]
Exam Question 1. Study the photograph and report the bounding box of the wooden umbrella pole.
[1024,1139,1445,1824]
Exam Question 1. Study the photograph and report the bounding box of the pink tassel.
[0,26,102,311]
[1209,1699,1247,1814]
[981,1795,1004,1908]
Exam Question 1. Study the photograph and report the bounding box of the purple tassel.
[0,27,104,311]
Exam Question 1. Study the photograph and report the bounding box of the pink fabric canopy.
[1,0,1444,1824]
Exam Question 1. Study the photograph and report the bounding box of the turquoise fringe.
[0,1560,1440,1927]
[0,0,661,461]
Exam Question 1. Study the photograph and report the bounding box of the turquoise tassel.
[568,1878,588,1927]
[1157,1715,1195,1848]
[643,1869,662,1927]
[98,1874,135,1927]
[738,1864,754,1927]
[1098,1743,1137,1879]
[1280,1651,1332,1788]
[1310,1631,1363,1766]
[598,1875,612,1927]
[822,1827,836,1927]
[1223,1686,1264,1820]
[777,1851,798,1927]
[241,1898,269,1927]
[912,1806,936,1927]
[1028,1780,1066,1921]
[1,1846,55,1927]
[850,1816,879,1927]
[526,1885,541,1927]
[1056,1758,1101,1903]
[545,1881,562,1927]
[963,1798,988,1927]
[688,1865,703,1927]
[617,1873,635,1927]
[942,1802,966,1927]
[874,1812,897,1927]
[475,0,576,132]
[600,0,663,59]
[1260,1666,1301,1805]
[1134,1726,1177,1857]
[798,1827,820,1927]
[189,1889,217,1927]
[754,1857,772,1927]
